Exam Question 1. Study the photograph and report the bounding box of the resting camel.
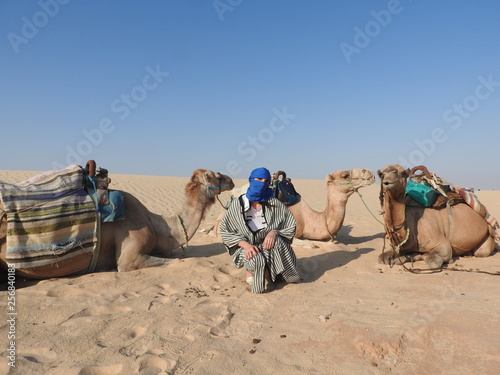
[216,168,375,241]
[0,169,234,279]
[378,164,497,269]
[289,168,375,240]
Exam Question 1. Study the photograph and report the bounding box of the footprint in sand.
[68,305,133,319]
[118,334,155,357]
[115,290,142,302]
[46,285,101,298]
[46,364,124,375]
[208,305,235,337]
[60,305,134,329]
[224,297,271,338]
[180,351,219,374]
[17,347,57,364]
[137,354,176,374]
[97,325,147,347]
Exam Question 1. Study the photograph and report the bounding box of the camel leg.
[378,249,397,265]
[421,244,452,269]
[378,250,414,266]
[473,234,496,257]
[118,254,172,272]
[115,229,172,272]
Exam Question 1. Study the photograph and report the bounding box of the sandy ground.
[1,169,499,375]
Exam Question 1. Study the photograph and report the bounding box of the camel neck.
[324,186,350,232]
[383,190,409,248]
[154,187,214,248]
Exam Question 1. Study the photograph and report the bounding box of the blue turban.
[246,167,273,202]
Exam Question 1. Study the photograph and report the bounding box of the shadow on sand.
[335,224,383,245]
[297,247,375,284]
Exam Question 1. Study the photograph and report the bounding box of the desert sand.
[1,169,499,375]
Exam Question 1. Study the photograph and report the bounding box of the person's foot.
[245,272,254,285]
[264,278,275,291]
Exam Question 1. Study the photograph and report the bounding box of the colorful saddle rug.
[0,165,98,269]
[408,165,499,237]
[458,189,499,231]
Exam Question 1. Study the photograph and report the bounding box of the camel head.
[377,164,409,204]
[186,169,235,203]
[326,168,375,194]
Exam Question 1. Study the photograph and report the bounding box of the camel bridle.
[199,173,227,199]
[199,182,221,198]
[327,170,356,193]
[199,175,232,209]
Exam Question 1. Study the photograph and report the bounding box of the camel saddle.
[0,161,124,270]
[0,164,98,269]
[271,170,301,206]
[407,165,498,231]
[407,165,466,209]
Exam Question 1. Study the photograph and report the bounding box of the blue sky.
[1,0,500,189]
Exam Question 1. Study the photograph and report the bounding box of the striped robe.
[220,195,300,293]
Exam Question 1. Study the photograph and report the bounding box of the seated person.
[220,167,300,293]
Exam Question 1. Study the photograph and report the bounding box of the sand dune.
[1,170,499,375]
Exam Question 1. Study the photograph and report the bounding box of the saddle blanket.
[458,189,499,230]
[0,165,98,269]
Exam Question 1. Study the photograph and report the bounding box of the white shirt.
[241,195,268,232]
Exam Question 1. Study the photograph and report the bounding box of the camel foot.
[473,234,496,257]
[118,254,172,272]
[378,251,397,265]
[422,253,445,269]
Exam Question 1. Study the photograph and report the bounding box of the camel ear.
[377,170,383,180]
[325,174,333,181]
[204,171,212,181]
[403,169,410,179]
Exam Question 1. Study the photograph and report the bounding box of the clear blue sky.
[1,0,499,189]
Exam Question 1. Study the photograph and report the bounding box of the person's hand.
[240,241,260,260]
[263,230,278,251]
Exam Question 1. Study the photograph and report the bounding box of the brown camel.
[216,168,375,241]
[289,168,375,240]
[378,164,497,269]
[0,169,234,279]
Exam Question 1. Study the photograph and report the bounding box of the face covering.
[246,179,273,202]
[246,167,273,202]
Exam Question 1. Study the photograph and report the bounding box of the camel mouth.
[224,181,235,191]
[350,169,376,188]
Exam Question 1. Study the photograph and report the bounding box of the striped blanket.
[458,189,499,231]
[0,165,98,269]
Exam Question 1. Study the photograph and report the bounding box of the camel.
[0,169,234,279]
[289,168,375,240]
[378,164,497,269]
[215,168,375,241]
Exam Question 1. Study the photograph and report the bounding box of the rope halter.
[327,170,357,193]
[329,170,384,225]
[199,182,221,199]
[199,171,226,198]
